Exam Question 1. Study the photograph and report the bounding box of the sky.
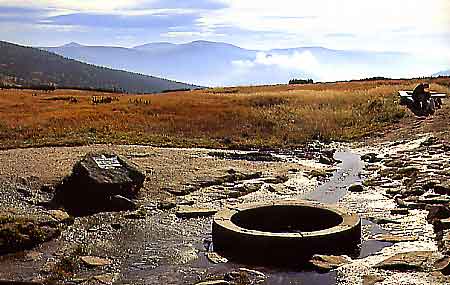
[0,0,448,52]
[0,0,449,81]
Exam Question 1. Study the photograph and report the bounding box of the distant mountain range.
[41,41,422,86]
[433,69,450,77]
[0,41,198,93]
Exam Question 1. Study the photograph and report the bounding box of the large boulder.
[52,153,145,215]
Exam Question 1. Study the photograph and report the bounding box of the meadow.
[0,78,448,150]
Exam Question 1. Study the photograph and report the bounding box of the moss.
[0,214,61,254]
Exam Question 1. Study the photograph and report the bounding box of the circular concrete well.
[212,200,361,265]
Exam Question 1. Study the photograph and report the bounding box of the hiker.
[412,83,431,114]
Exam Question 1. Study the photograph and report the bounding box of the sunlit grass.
[0,78,448,149]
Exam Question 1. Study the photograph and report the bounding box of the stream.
[190,150,392,285]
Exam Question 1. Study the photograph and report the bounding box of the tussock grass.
[0,78,448,149]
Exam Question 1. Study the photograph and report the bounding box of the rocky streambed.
[0,136,450,284]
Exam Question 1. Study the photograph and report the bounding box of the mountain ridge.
[0,41,199,93]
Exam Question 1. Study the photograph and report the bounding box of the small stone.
[206,252,228,264]
[176,206,217,218]
[363,274,385,285]
[93,273,118,284]
[224,268,266,284]
[47,210,72,224]
[390,208,409,215]
[196,281,230,285]
[373,234,418,243]
[111,223,122,230]
[434,183,450,195]
[427,205,450,223]
[158,200,177,210]
[263,176,289,184]
[348,183,364,193]
[309,254,351,271]
[374,251,433,271]
[319,155,335,165]
[80,256,112,267]
[434,256,450,274]
[367,217,401,225]
[361,153,381,163]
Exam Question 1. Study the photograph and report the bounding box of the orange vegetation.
[0,78,448,149]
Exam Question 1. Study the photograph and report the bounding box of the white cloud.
[233,51,320,73]
[200,0,450,55]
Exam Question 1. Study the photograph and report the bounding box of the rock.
[93,273,118,284]
[196,281,230,285]
[434,183,450,195]
[206,252,228,264]
[427,205,450,223]
[348,183,364,193]
[263,175,289,184]
[385,159,407,168]
[437,218,450,231]
[47,210,73,224]
[373,234,418,243]
[367,217,401,225]
[176,206,217,218]
[395,197,425,210]
[52,153,145,215]
[361,153,382,163]
[386,188,402,196]
[319,155,335,165]
[224,268,265,284]
[397,167,420,178]
[124,208,147,219]
[80,256,112,267]
[363,275,385,285]
[374,251,433,271]
[363,178,384,187]
[309,254,351,271]
[419,196,450,205]
[421,136,439,147]
[433,256,450,275]
[109,195,138,211]
[165,186,195,196]
[390,208,409,215]
[158,200,177,210]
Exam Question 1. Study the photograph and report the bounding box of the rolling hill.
[0,41,198,93]
[42,41,414,86]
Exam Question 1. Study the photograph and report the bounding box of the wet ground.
[1,137,450,284]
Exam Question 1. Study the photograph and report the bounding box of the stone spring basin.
[212,200,361,265]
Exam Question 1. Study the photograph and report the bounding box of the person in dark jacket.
[412,83,431,113]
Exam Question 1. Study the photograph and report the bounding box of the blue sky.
[0,0,449,60]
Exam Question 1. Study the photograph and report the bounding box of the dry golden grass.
[0,78,448,149]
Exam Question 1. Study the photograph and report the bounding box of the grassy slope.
[0,41,198,93]
[0,78,449,150]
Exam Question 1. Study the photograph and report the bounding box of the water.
[305,151,363,203]
[197,150,391,284]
